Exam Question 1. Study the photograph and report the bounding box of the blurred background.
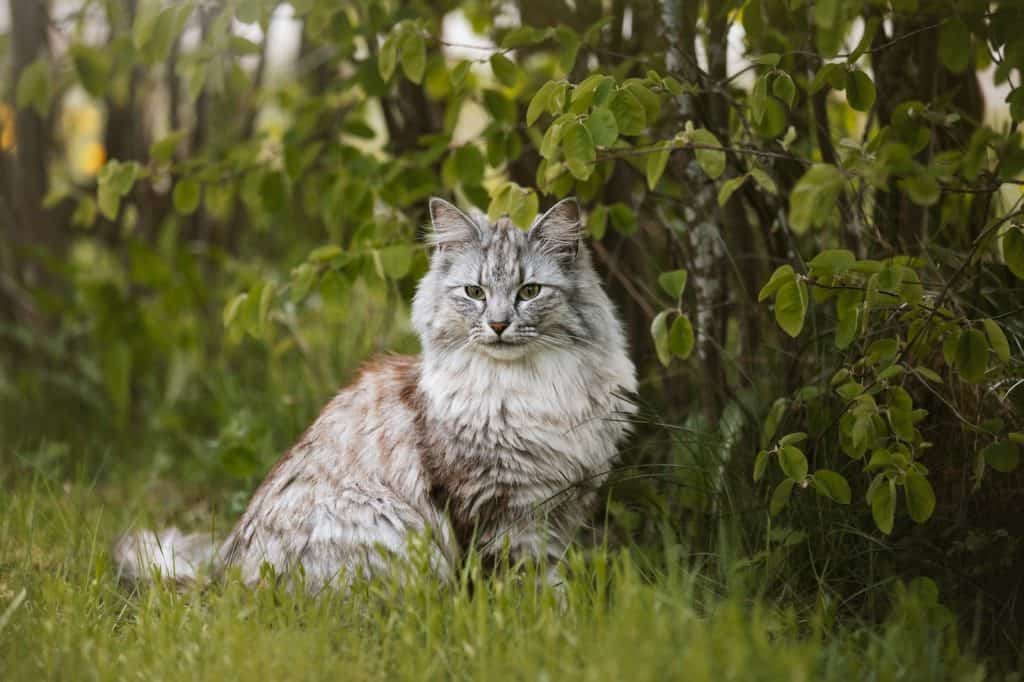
[2,0,1024,664]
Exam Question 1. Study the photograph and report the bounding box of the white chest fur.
[420,349,634,501]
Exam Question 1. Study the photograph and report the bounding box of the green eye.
[464,285,486,300]
[518,283,542,300]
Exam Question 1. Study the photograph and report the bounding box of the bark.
[2,0,54,325]
[661,0,726,418]
[6,0,53,250]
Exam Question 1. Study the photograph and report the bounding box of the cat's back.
[219,354,440,585]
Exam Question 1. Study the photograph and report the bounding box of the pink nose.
[489,321,509,336]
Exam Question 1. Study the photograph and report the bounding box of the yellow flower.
[0,103,15,151]
[79,141,106,176]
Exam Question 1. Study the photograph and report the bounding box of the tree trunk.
[1,0,54,325]
[661,0,727,418]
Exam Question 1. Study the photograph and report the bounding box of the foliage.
[2,0,1024,666]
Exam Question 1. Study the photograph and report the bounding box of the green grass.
[0,468,992,681]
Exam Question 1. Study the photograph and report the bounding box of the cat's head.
[412,197,606,361]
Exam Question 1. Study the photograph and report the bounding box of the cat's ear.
[529,198,582,262]
[427,198,481,250]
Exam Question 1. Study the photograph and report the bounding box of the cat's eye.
[464,285,486,300]
[518,283,542,301]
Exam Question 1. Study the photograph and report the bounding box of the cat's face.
[413,198,594,361]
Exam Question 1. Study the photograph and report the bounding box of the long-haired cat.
[114,197,637,591]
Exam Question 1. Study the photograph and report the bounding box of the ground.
[0,462,989,681]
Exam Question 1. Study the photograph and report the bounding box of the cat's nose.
[489,321,510,336]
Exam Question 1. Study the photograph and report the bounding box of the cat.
[114,197,637,592]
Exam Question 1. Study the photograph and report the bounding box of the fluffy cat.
[114,197,637,591]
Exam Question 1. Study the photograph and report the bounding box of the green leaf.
[754,450,770,482]
[450,60,472,89]
[539,119,568,160]
[753,98,787,139]
[689,128,726,179]
[308,244,343,263]
[846,69,876,112]
[769,479,795,516]
[982,318,1011,362]
[646,147,670,190]
[789,163,845,234]
[774,279,808,338]
[585,107,619,147]
[904,472,936,523]
[555,26,580,73]
[750,74,769,124]
[489,53,520,88]
[914,366,944,384]
[242,281,265,338]
[100,160,140,196]
[527,81,557,126]
[608,203,637,236]
[508,188,539,229]
[779,445,808,481]
[871,478,896,535]
[70,44,111,98]
[1003,227,1024,279]
[982,440,1021,472]
[753,53,781,66]
[588,204,608,239]
[748,168,777,194]
[809,63,847,94]
[758,264,795,302]
[658,269,688,300]
[222,292,248,331]
[954,328,988,383]
[609,88,646,136]
[717,175,748,206]
[454,145,485,187]
[938,18,970,74]
[562,122,596,180]
[761,397,789,449]
[16,57,51,117]
[899,175,941,207]
[257,281,276,337]
[150,131,184,163]
[651,310,671,367]
[500,26,549,48]
[399,30,426,84]
[623,82,661,122]
[813,470,852,504]
[808,249,856,273]
[668,315,695,359]
[378,244,413,279]
[378,33,398,81]
[172,178,200,215]
[97,185,120,221]
[772,72,796,108]
[779,432,807,446]
[139,3,192,64]
[888,407,915,442]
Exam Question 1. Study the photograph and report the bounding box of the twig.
[590,240,658,317]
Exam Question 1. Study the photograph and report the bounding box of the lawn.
[0,461,990,681]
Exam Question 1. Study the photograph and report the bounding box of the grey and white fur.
[114,197,637,591]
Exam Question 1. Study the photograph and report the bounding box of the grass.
[0,465,994,681]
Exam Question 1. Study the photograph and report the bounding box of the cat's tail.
[112,527,219,585]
